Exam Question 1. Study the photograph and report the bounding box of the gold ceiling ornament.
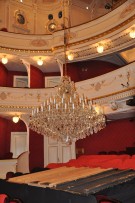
[29,0,106,144]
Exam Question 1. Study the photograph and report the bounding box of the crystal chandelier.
[29,0,106,144]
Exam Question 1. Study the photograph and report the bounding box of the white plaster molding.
[21,59,30,88]
[20,114,30,152]
[76,62,135,100]
[0,62,134,115]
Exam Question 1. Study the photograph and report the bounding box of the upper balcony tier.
[0,0,134,69]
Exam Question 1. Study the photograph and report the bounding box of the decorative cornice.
[54,14,135,50]
[1,13,134,54]
[93,87,135,104]
[0,105,32,109]
[0,1,134,59]
[0,46,52,54]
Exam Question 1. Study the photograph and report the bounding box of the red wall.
[0,117,26,158]
[29,130,44,171]
[7,71,27,87]
[0,63,8,86]
[0,116,44,171]
[65,60,120,82]
[0,63,27,87]
[44,72,61,77]
[0,118,8,158]
[30,65,44,88]
[76,119,135,154]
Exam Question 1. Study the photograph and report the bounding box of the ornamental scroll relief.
[120,1,135,19]
[0,91,48,103]
[0,92,7,100]
[78,71,131,92]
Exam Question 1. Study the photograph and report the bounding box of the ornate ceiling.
[0,0,126,34]
[0,0,134,73]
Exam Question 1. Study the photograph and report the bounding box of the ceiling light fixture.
[67,52,74,61]
[1,55,8,64]
[29,0,106,145]
[97,44,104,53]
[37,57,43,66]
[129,28,135,39]
[12,116,20,123]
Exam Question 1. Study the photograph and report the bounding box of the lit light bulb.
[12,116,19,123]
[94,105,103,115]
[2,56,8,64]
[97,44,104,53]
[67,53,74,61]
[37,58,43,66]
[129,28,135,39]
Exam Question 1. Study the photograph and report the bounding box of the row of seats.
[46,154,135,170]
[0,189,121,203]
[98,147,135,155]
[98,151,127,155]
[6,172,23,180]
[0,194,22,203]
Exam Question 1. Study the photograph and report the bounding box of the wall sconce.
[12,116,20,123]
[129,28,135,39]
[67,52,74,61]
[37,57,43,66]
[1,55,8,64]
[97,44,104,53]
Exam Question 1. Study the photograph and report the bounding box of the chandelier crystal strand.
[29,0,106,144]
[29,75,106,144]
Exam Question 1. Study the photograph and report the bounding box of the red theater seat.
[0,194,9,203]
[96,195,122,203]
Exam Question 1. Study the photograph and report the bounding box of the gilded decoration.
[46,19,59,33]
[79,70,131,92]
[0,92,7,100]
[30,39,48,47]
[0,88,135,112]
[110,101,119,111]
[14,10,28,29]
[54,14,135,51]
[93,87,135,103]
[0,13,134,59]
[120,1,135,18]
[94,82,102,91]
